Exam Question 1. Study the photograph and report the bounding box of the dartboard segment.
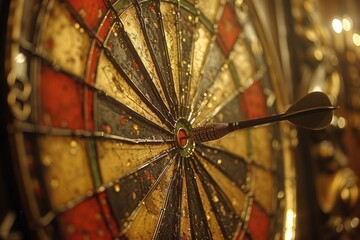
[105,151,176,236]
[153,160,183,239]
[183,159,213,239]
[96,140,173,184]
[105,19,173,125]
[193,169,226,240]
[186,17,215,119]
[96,94,173,141]
[56,192,119,239]
[66,0,108,31]
[191,156,243,239]
[177,5,198,117]
[189,2,241,121]
[190,43,226,120]
[195,154,248,217]
[38,135,94,210]
[232,36,260,89]
[160,2,181,112]
[40,1,91,78]
[40,65,86,129]
[191,65,239,126]
[195,144,248,188]
[119,6,172,116]
[95,51,170,132]
[120,158,177,239]
[134,0,179,117]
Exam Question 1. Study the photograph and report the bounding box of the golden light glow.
[337,117,346,129]
[332,18,343,33]
[342,17,353,32]
[284,209,296,240]
[352,33,360,46]
[15,53,26,63]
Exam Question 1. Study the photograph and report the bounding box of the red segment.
[57,195,115,239]
[67,0,107,29]
[119,115,127,125]
[102,123,111,133]
[141,170,156,184]
[247,203,270,240]
[132,61,139,71]
[177,129,188,148]
[97,11,114,42]
[241,81,268,119]
[149,2,156,13]
[217,3,241,57]
[98,192,120,236]
[40,66,84,129]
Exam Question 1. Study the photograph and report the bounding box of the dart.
[190,91,339,143]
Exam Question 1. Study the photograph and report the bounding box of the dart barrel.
[190,123,234,143]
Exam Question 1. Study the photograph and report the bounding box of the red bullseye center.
[177,128,188,148]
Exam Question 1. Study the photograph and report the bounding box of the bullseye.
[176,128,188,148]
[174,118,195,157]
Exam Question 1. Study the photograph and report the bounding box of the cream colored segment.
[249,126,273,170]
[189,24,212,106]
[196,154,247,216]
[97,139,170,184]
[192,67,237,126]
[96,52,168,130]
[180,172,191,239]
[41,1,91,77]
[197,0,222,23]
[120,8,169,110]
[250,165,276,214]
[38,136,93,210]
[160,2,180,103]
[231,38,256,88]
[207,130,248,160]
[194,172,224,239]
[123,161,175,239]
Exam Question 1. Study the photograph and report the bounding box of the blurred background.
[257,0,360,239]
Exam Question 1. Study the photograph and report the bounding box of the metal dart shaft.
[190,92,338,143]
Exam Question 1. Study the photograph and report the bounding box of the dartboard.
[4,0,296,239]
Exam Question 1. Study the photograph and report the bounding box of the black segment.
[195,144,248,188]
[134,0,178,118]
[184,159,213,240]
[192,44,225,115]
[106,151,175,228]
[96,93,173,141]
[154,158,182,240]
[191,156,242,239]
[212,93,246,123]
[178,7,197,117]
[106,20,172,125]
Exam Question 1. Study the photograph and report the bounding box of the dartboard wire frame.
[4,0,297,239]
